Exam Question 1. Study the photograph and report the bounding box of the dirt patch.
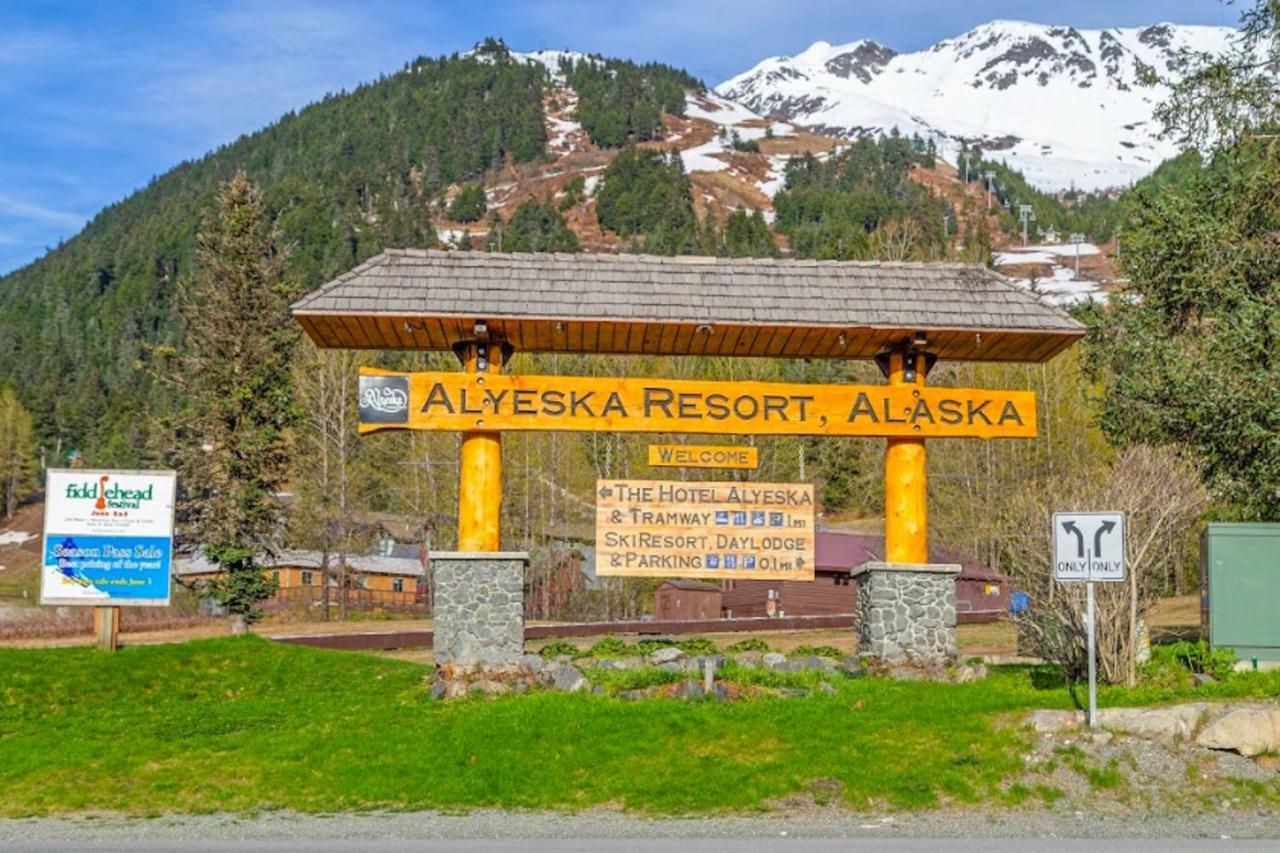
[757,130,843,157]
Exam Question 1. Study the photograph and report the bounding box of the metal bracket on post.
[874,335,937,380]
[452,337,513,370]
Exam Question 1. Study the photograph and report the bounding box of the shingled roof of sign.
[291,250,1085,362]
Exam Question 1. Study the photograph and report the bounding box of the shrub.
[794,644,843,659]
[725,638,771,653]
[587,635,629,658]
[1152,640,1236,681]
[631,638,677,656]
[538,640,580,660]
[676,636,718,656]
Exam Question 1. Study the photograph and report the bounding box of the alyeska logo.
[361,385,407,414]
[65,475,154,510]
[359,375,410,424]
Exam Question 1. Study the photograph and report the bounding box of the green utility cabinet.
[1201,523,1280,662]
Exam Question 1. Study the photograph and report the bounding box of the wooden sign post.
[456,341,503,551]
[884,350,928,563]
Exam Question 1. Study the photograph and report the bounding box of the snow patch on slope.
[718,20,1251,191]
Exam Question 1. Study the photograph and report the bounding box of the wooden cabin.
[653,579,723,620]
[175,549,427,611]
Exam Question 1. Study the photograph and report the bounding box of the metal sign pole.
[1086,580,1097,728]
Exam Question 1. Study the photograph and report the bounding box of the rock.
[468,679,510,697]
[551,664,589,693]
[518,654,544,673]
[648,646,685,665]
[429,679,448,701]
[762,652,788,670]
[619,689,652,702]
[677,679,705,700]
[597,659,628,671]
[1196,707,1280,757]
[806,655,836,671]
[953,663,988,683]
[711,683,731,702]
[1027,709,1085,733]
[591,683,605,695]
[816,681,838,695]
[657,662,684,674]
[887,665,925,682]
[1193,673,1216,687]
[836,656,862,677]
[1097,703,1211,740]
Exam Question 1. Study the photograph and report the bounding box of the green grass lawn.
[2,636,1278,817]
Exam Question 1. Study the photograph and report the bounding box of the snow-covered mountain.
[717,20,1244,191]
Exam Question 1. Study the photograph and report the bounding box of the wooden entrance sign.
[596,479,815,581]
[647,444,759,470]
[356,368,1036,439]
[294,251,1085,562]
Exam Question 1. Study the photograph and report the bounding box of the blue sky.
[0,0,1239,274]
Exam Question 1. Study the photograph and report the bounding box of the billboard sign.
[40,469,177,606]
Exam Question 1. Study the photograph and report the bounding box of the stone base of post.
[852,562,960,665]
[430,551,528,669]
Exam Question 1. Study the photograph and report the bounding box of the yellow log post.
[457,341,503,551]
[884,350,928,564]
[93,605,120,651]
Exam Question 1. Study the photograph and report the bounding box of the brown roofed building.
[654,579,723,621]
[720,530,1010,622]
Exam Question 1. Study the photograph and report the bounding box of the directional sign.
[1052,511,1126,582]
[595,479,815,581]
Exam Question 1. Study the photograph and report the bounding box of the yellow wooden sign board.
[358,368,1036,439]
[595,479,815,581]
[648,444,759,469]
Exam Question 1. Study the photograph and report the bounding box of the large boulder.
[761,652,788,670]
[1196,707,1280,757]
[648,646,684,665]
[1027,709,1084,733]
[550,664,589,693]
[1097,703,1211,740]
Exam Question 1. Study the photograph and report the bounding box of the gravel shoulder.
[1,807,1278,845]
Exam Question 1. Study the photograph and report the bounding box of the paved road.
[2,841,1276,852]
[2,810,1278,852]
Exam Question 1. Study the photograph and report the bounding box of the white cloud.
[0,193,86,230]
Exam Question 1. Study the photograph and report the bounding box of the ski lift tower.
[1070,232,1086,278]
[983,171,996,210]
[1018,205,1036,247]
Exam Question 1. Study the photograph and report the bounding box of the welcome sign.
[40,469,177,607]
[357,368,1037,439]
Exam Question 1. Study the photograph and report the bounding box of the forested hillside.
[0,39,547,461]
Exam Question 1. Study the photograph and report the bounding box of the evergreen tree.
[1087,1,1280,521]
[170,173,300,629]
[595,148,696,253]
[486,199,580,253]
[449,184,487,222]
[0,388,37,519]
